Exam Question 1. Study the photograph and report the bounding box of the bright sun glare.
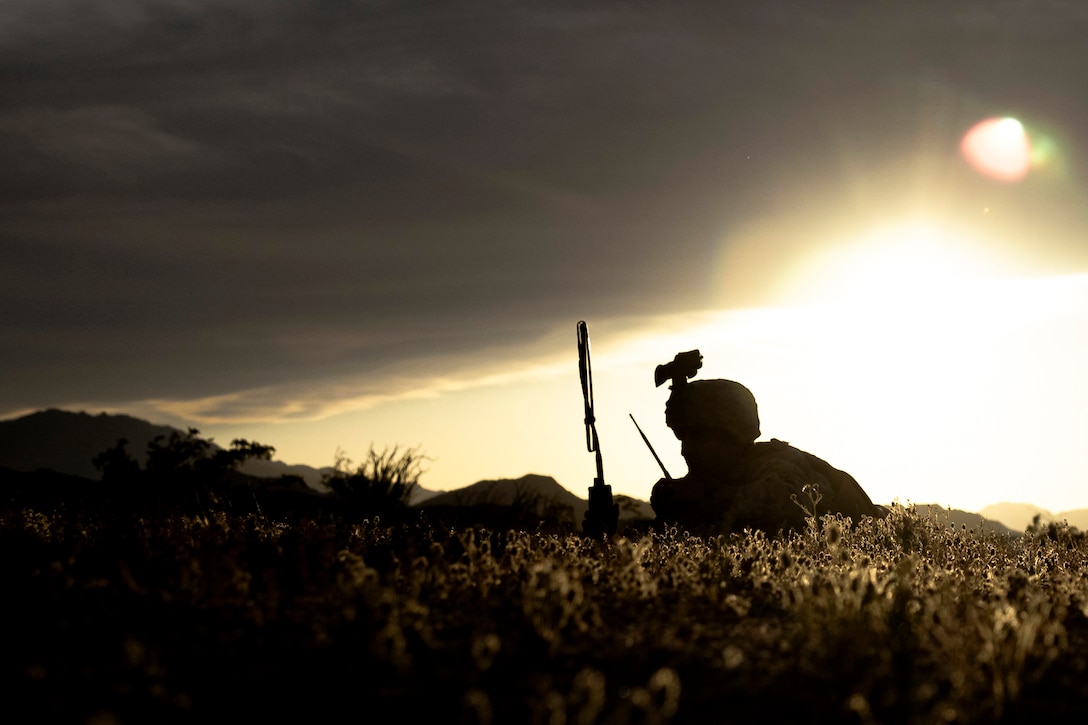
[692,218,1057,510]
[776,221,1014,309]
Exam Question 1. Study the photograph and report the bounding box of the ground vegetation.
[4,486,1088,723]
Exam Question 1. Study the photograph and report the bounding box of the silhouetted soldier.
[649,350,887,535]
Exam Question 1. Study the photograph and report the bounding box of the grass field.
[4,488,1088,724]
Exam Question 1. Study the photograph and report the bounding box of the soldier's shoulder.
[751,438,803,459]
[751,439,858,483]
[758,438,834,464]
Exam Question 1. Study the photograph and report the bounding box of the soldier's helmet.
[665,379,761,444]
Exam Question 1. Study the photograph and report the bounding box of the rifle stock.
[577,321,618,538]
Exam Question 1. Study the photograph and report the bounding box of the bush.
[92,429,275,512]
[322,444,428,516]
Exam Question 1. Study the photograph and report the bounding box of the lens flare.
[960,117,1031,182]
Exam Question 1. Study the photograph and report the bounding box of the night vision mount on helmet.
[654,349,703,388]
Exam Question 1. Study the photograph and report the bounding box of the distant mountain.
[231,457,335,491]
[418,473,589,517]
[979,502,1088,533]
[913,504,1018,537]
[614,494,656,521]
[414,473,655,531]
[1057,510,1088,531]
[408,485,442,505]
[978,502,1053,533]
[0,409,334,490]
[0,409,180,480]
[416,475,650,518]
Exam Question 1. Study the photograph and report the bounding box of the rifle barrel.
[630,414,671,480]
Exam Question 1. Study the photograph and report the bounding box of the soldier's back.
[739,439,885,525]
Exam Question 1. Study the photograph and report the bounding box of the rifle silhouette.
[630,413,671,480]
[577,321,618,538]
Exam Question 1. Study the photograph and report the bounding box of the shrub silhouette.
[93,428,275,511]
[322,444,427,517]
[144,428,274,482]
[91,437,141,487]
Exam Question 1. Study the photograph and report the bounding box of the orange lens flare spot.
[960,117,1031,182]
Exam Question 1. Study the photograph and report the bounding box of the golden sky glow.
[8,4,1088,517]
[197,268,1088,515]
[150,204,1088,516]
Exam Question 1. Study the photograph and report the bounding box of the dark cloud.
[3,1,1088,419]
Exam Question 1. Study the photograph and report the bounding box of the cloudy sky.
[4,1,1088,513]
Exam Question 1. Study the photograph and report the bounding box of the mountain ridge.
[0,408,336,490]
[978,501,1088,533]
[1,408,1077,533]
